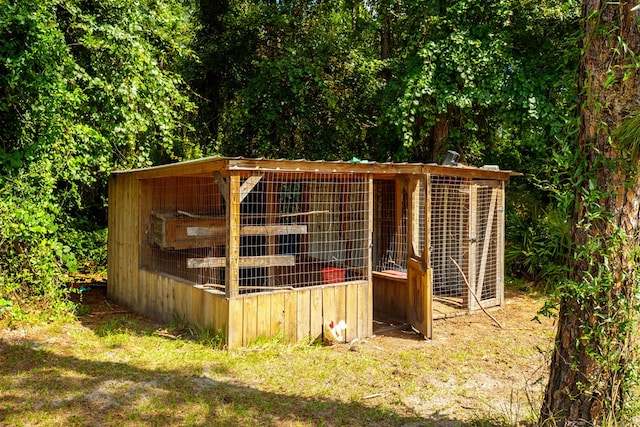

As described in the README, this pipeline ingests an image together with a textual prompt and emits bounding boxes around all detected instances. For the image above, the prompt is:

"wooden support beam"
[226,174,240,298]
[187,224,307,237]
[239,175,262,202]
[266,180,278,283]
[425,172,432,271]
[214,171,227,202]
[365,175,374,337]
[188,255,296,269]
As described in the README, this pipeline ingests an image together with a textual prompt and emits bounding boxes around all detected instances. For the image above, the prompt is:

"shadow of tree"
[0,337,519,427]
[1,286,530,426]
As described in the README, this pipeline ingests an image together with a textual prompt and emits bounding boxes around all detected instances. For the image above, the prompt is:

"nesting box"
[149,212,227,249]
[108,157,512,348]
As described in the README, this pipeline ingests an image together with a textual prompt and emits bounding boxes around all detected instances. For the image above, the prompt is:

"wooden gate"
[405,177,432,338]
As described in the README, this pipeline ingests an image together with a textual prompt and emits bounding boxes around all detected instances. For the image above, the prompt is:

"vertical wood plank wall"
[135,271,369,349]
[107,173,140,310]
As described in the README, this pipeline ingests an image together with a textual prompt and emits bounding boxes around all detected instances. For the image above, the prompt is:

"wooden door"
[405,177,432,339]
[406,257,432,338]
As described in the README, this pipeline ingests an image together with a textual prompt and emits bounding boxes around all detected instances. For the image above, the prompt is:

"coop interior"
[372,174,503,321]
[139,171,370,296]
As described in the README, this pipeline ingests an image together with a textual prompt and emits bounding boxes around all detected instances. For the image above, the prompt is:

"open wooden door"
[407,257,432,338]
[405,177,432,339]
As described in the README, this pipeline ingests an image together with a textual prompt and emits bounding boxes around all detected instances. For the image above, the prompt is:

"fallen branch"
[449,257,504,329]
[362,393,385,400]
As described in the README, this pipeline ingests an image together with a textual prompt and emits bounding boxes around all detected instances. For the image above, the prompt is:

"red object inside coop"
[322,267,346,284]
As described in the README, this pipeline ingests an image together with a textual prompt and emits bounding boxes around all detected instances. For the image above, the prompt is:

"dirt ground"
[370,287,555,424]
[0,282,554,426]
[66,283,555,425]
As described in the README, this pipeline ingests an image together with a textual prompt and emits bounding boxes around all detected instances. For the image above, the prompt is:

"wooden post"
[266,178,278,284]
[424,174,433,339]
[226,174,240,298]
[425,173,432,274]
[467,184,478,313]
[497,181,505,307]
[365,175,374,337]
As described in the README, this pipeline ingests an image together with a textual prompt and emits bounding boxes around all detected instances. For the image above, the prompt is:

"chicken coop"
[108,157,511,348]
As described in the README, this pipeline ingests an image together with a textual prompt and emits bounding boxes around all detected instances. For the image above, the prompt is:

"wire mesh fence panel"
[372,179,408,276]
[141,176,225,287]
[428,175,503,315]
[429,175,469,302]
[141,171,370,295]
[472,183,502,303]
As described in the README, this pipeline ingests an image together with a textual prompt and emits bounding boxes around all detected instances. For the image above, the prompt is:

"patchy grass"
[0,285,555,426]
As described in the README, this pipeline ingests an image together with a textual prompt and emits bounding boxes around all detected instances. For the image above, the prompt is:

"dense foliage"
[0,0,198,318]
[193,0,384,160]
[376,0,580,164]
[194,0,580,168]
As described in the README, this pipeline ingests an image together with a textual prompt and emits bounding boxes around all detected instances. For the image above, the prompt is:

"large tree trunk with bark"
[542,2,640,425]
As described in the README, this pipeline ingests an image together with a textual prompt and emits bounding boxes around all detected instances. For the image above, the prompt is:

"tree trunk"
[542,2,640,425]
[430,113,450,163]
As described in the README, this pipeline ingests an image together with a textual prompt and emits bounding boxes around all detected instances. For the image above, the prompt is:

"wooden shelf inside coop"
[149,211,308,250]
[187,255,296,269]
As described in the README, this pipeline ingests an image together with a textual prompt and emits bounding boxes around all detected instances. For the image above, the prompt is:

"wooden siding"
[130,270,371,349]
[372,273,408,319]
[107,173,140,309]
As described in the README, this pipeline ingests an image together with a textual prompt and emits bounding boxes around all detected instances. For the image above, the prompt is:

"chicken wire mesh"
[372,179,426,275]
[373,179,408,275]
[430,175,502,312]
[470,181,502,303]
[372,174,503,315]
[429,175,468,300]
[141,171,370,295]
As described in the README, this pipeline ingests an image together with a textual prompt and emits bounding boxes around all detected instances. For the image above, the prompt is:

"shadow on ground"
[0,285,530,426]
[0,337,516,426]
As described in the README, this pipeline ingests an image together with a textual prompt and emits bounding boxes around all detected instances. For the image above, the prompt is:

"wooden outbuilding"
[108,157,511,348]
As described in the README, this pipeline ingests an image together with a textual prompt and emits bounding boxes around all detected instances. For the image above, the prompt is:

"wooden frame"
[371,168,511,329]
